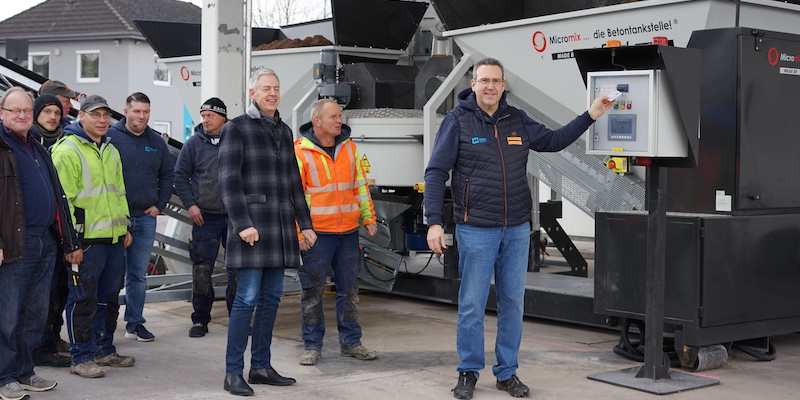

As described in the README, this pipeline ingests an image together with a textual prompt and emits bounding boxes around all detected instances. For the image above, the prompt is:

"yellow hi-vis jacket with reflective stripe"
[294,136,376,236]
[51,133,130,244]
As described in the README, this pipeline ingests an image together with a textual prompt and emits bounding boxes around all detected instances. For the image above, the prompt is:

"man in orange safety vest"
[294,99,378,366]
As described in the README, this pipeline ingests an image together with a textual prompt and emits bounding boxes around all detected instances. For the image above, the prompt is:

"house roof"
[0,0,201,40]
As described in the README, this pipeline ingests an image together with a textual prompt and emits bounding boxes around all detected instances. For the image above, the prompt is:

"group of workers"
[0,57,614,400]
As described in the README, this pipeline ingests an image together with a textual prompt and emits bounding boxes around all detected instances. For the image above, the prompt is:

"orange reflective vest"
[294,136,376,235]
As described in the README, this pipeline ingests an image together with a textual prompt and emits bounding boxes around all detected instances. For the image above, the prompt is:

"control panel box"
[586,70,688,158]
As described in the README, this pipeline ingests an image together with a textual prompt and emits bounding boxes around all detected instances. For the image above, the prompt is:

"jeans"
[455,222,530,381]
[299,232,363,351]
[34,249,69,357]
[0,233,57,385]
[189,213,228,325]
[66,242,125,364]
[225,267,284,375]
[123,214,157,332]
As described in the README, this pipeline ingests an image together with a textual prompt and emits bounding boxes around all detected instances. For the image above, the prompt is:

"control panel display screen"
[608,114,636,141]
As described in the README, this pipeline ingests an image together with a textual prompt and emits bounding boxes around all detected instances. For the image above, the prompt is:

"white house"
[0,0,202,139]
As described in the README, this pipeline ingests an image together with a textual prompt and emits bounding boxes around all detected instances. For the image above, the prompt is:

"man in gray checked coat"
[218,68,317,397]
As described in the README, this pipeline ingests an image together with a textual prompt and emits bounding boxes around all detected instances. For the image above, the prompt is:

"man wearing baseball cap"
[51,94,135,378]
[174,97,234,338]
[39,80,79,127]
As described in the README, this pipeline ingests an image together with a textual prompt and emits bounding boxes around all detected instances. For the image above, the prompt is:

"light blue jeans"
[455,222,530,381]
[124,214,156,332]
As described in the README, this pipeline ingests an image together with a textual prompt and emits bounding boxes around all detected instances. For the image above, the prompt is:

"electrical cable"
[610,48,627,71]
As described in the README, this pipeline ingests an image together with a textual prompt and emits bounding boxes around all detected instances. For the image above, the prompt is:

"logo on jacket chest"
[471,137,488,145]
[507,131,522,146]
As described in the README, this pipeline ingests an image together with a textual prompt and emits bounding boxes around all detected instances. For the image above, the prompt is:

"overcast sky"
[0,0,326,25]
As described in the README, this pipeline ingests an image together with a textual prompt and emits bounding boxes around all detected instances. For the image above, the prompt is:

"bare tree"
[252,0,330,28]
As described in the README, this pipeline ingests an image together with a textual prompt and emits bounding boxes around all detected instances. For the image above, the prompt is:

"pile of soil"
[253,35,333,51]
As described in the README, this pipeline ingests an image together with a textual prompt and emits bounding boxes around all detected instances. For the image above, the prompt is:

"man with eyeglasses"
[424,58,615,399]
[106,92,175,343]
[51,94,135,379]
[0,87,82,400]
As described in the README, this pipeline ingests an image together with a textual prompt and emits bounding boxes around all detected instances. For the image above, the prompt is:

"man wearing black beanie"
[30,94,74,369]
[174,97,233,337]
[33,95,64,149]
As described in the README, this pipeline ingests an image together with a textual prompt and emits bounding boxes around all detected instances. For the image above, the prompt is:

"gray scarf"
[35,122,63,144]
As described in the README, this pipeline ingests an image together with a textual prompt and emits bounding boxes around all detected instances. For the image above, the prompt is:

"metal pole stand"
[588,166,719,394]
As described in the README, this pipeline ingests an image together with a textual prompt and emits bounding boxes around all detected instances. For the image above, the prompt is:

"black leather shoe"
[224,374,254,396]
[496,374,530,397]
[248,367,297,386]
[453,371,478,399]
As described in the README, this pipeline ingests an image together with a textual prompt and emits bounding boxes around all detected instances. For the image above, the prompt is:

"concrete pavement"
[27,290,800,399]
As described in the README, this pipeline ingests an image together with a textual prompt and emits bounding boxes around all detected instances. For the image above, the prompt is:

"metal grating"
[344,108,427,119]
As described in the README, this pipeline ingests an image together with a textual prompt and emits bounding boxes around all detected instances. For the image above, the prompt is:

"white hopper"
[442,0,800,126]
[163,45,405,131]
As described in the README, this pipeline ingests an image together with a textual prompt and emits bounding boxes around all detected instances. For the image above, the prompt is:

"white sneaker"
[18,375,56,392]
[0,381,28,400]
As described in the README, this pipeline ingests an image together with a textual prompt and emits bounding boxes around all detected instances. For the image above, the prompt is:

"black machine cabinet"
[594,27,800,349]
[595,211,800,346]
[667,28,800,214]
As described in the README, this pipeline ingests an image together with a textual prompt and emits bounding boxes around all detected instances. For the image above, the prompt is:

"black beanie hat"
[200,97,227,117]
[34,94,64,120]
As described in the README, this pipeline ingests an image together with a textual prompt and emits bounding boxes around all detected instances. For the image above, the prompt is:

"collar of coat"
[246,102,281,125]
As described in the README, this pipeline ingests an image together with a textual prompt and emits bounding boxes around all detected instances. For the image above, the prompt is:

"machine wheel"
[683,344,728,372]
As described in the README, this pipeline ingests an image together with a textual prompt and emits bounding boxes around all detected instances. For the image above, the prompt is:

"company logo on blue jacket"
[471,137,488,144]
[144,146,158,152]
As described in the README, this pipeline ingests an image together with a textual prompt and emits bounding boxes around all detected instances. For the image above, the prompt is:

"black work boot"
[496,374,530,397]
[453,371,478,399]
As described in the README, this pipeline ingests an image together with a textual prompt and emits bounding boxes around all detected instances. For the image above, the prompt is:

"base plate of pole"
[588,366,719,395]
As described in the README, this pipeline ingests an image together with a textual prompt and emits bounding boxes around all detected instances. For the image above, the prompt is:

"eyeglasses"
[1,107,34,116]
[475,78,504,86]
[85,111,111,119]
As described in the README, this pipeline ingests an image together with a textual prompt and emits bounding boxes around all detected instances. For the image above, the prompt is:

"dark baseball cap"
[80,94,111,112]
[40,80,79,98]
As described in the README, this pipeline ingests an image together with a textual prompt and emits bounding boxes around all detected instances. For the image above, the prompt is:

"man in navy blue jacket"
[0,87,82,399]
[107,92,174,343]
[424,58,614,399]
[174,97,233,338]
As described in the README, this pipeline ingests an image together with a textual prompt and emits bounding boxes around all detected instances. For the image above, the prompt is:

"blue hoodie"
[173,123,226,214]
[107,118,174,215]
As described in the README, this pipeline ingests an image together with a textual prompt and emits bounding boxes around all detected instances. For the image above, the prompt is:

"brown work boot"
[70,361,106,378]
[95,352,135,367]
[299,349,321,365]
[340,345,377,360]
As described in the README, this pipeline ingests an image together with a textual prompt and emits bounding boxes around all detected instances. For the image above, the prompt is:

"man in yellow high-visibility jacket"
[294,99,377,366]
[51,95,134,379]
